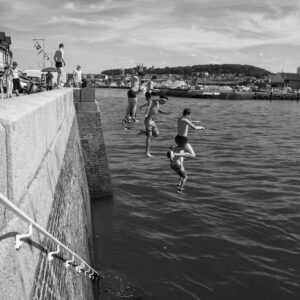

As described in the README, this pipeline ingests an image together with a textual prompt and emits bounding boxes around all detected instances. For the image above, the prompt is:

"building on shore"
[0,32,12,73]
[271,73,300,90]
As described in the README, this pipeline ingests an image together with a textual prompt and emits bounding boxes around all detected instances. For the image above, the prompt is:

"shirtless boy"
[139,94,169,157]
[168,108,205,161]
[123,69,141,126]
[54,43,65,88]
[170,153,188,192]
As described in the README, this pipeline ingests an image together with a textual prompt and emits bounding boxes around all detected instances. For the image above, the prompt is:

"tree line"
[102,64,273,78]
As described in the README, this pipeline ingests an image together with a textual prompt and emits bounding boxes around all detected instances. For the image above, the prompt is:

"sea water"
[95,89,300,300]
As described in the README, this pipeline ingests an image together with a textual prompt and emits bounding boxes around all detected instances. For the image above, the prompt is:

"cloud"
[64,2,75,10]
[1,0,300,73]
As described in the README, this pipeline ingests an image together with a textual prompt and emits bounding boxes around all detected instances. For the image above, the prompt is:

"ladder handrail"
[0,192,99,278]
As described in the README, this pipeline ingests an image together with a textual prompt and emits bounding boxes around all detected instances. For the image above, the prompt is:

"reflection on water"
[94,89,300,300]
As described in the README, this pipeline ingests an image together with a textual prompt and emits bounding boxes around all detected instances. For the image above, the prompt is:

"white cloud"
[64,2,75,10]
[1,0,300,72]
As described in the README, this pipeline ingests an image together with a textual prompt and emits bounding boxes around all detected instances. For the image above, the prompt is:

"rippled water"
[95,89,300,300]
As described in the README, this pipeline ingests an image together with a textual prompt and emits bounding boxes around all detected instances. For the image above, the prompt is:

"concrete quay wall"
[74,88,113,200]
[0,89,98,299]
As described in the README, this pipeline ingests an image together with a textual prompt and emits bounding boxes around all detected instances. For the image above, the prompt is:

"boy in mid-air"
[122,69,144,127]
[170,152,187,192]
[168,108,205,161]
[139,93,169,157]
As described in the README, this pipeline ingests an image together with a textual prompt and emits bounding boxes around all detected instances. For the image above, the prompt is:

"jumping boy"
[139,93,169,157]
[122,69,141,127]
[170,152,188,193]
[168,108,205,161]
[54,43,65,88]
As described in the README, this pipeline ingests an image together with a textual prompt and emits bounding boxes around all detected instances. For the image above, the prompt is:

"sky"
[1,0,300,74]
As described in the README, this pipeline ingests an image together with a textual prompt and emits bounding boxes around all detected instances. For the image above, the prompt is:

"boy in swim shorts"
[168,108,205,161]
[123,69,143,126]
[170,153,187,192]
[138,94,169,157]
[54,43,65,88]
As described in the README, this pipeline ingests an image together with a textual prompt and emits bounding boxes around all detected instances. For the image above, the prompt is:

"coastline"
[94,86,300,101]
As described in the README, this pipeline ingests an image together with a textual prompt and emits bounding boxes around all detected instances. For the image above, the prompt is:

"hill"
[101,64,273,78]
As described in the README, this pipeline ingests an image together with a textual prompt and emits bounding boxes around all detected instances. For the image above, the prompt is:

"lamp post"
[33,38,45,69]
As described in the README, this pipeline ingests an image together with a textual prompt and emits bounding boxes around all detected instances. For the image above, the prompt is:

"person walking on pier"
[54,43,65,88]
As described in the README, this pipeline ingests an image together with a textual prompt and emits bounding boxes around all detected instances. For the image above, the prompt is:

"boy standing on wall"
[54,43,65,88]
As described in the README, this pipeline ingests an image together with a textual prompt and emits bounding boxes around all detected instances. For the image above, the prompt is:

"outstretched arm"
[139,102,148,110]
[158,109,171,115]
[185,119,205,130]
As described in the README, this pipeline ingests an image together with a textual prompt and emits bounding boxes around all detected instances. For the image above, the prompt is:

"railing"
[0,192,99,279]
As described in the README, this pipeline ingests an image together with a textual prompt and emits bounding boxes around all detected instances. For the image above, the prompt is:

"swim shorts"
[171,163,187,178]
[127,89,137,98]
[144,117,158,137]
[13,78,21,91]
[145,91,151,99]
[175,135,188,147]
[55,61,63,68]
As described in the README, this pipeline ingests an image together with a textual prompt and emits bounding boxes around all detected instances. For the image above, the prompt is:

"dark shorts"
[175,135,188,147]
[145,91,151,99]
[55,61,63,68]
[127,89,137,98]
[13,78,21,91]
[171,163,187,178]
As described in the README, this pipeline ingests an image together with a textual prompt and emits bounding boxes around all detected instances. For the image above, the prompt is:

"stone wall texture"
[76,112,112,200]
[30,119,96,300]
[0,90,98,300]
[74,88,113,201]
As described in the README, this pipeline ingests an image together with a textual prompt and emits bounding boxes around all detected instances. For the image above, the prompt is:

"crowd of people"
[0,61,22,99]
[0,42,85,98]
[123,68,205,193]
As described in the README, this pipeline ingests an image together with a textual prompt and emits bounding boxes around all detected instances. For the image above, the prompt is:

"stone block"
[0,122,7,225]
[75,102,99,113]
[81,88,95,102]
[73,88,81,103]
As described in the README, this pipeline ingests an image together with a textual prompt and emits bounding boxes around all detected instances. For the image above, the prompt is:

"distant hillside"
[102,64,273,78]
